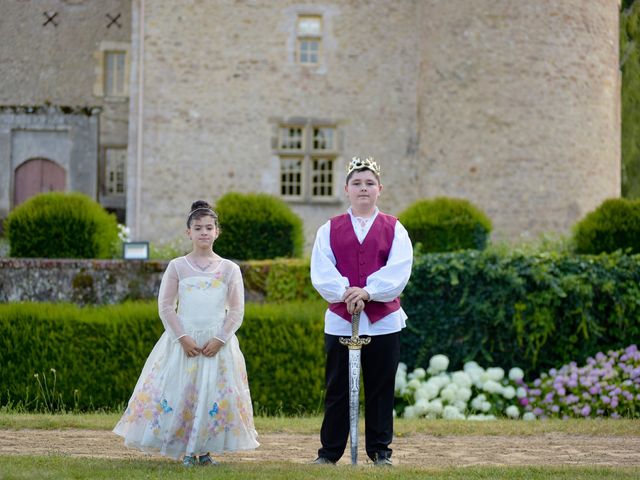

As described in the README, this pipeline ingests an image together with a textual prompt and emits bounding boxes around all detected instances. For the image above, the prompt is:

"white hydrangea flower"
[452,371,472,388]
[502,385,516,400]
[440,384,459,403]
[453,400,468,413]
[443,405,465,420]
[486,367,505,382]
[403,405,417,419]
[523,412,537,421]
[421,382,440,400]
[470,394,487,411]
[516,387,528,398]
[455,386,472,402]
[482,379,502,394]
[412,367,427,380]
[407,379,421,390]
[395,376,407,394]
[481,401,491,412]
[426,399,444,415]
[467,414,497,421]
[427,354,450,375]
[505,405,520,419]
[397,362,407,372]
[508,367,524,382]
[414,399,429,416]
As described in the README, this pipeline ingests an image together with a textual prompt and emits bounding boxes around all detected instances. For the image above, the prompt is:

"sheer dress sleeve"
[157,260,186,341]
[214,261,245,343]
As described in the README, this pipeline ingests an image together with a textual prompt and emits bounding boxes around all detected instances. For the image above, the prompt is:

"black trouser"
[318,332,400,462]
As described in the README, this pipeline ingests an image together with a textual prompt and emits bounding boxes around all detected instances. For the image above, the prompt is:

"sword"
[339,312,370,465]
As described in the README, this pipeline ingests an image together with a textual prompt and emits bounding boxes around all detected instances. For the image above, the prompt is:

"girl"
[113,200,259,466]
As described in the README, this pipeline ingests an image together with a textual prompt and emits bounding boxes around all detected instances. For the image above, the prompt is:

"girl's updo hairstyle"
[187,200,219,229]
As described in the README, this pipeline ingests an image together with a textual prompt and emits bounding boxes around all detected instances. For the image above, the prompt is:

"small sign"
[123,242,149,260]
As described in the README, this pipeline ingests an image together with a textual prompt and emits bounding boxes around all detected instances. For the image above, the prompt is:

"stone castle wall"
[125,0,620,247]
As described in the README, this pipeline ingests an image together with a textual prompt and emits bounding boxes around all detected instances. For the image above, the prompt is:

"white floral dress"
[113,256,259,458]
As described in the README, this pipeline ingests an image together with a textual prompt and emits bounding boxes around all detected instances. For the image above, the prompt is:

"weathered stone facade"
[126,0,620,248]
[0,0,131,221]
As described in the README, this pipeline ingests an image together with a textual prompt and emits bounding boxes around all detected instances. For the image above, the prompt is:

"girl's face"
[345,170,382,211]
[187,215,218,248]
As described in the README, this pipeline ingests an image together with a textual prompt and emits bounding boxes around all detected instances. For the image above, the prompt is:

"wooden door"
[13,158,66,206]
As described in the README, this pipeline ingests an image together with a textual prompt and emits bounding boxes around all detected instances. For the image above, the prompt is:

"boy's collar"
[347,207,379,220]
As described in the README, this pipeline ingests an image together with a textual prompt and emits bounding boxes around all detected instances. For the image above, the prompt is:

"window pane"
[279,127,303,150]
[299,40,319,64]
[312,158,333,197]
[105,148,127,195]
[105,51,126,96]
[281,158,302,196]
[297,16,321,36]
[313,127,335,150]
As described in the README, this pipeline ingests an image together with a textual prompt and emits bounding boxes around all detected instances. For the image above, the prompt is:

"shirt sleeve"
[158,260,186,341]
[363,221,413,302]
[310,220,350,303]
[214,262,244,343]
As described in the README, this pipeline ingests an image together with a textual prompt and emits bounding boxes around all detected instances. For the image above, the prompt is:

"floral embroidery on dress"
[184,271,224,292]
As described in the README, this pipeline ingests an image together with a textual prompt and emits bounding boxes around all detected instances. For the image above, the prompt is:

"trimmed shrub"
[6,192,119,259]
[401,250,640,377]
[214,192,303,260]
[573,198,640,254]
[398,197,492,252]
[0,300,326,415]
[241,258,320,303]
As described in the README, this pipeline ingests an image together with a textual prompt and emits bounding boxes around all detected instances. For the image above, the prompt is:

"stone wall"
[0,258,267,305]
[127,0,620,249]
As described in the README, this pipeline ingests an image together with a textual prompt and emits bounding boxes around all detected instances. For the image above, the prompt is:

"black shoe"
[373,452,393,467]
[311,457,336,465]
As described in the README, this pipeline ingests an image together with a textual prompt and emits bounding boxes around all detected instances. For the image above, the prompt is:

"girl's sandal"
[182,455,197,467]
[198,453,219,466]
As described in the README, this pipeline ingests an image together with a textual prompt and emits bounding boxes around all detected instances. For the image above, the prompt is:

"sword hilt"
[339,312,371,350]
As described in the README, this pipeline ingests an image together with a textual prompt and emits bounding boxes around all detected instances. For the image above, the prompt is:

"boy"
[310,156,413,466]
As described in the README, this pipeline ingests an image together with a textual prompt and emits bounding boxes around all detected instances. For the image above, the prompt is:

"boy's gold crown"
[347,156,381,176]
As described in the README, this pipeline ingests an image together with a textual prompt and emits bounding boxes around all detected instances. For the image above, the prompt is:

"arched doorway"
[13,158,66,206]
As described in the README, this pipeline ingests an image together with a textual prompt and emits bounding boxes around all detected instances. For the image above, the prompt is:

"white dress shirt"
[310,207,414,336]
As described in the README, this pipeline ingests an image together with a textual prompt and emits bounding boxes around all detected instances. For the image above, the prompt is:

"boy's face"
[344,169,383,211]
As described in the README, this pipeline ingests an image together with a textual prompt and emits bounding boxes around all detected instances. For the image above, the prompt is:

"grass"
[0,456,638,480]
[0,414,638,479]
[0,413,639,436]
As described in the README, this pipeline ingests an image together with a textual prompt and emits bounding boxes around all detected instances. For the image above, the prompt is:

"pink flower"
[581,405,591,416]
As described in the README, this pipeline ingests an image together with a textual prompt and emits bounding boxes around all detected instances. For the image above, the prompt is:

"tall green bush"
[398,197,492,252]
[6,192,119,259]
[621,0,640,198]
[214,192,303,260]
[573,198,640,254]
[401,250,640,377]
[0,301,326,415]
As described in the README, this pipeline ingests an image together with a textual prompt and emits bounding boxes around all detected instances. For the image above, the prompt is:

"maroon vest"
[328,212,401,323]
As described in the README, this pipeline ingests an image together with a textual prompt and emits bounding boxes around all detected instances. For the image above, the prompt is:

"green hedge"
[398,197,492,252]
[0,301,326,415]
[242,258,319,303]
[6,192,119,259]
[214,192,304,260]
[401,250,640,376]
[573,198,640,254]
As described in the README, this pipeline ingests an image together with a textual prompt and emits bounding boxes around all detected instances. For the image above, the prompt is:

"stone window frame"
[272,120,341,204]
[296,15,323,65]
[93,41,130,100]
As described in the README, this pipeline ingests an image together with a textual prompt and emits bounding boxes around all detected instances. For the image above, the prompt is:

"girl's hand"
[202,338,224,357]
[179,336,201,357]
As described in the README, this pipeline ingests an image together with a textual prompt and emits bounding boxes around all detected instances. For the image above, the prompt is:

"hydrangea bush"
[524,344,640,419]
[395,354,534,421]
[396,345,640,420]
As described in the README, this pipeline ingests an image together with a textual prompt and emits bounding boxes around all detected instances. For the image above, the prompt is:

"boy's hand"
[179,336,201,357]
[346,298,365,314]
[202,338,224,357]
[343,287,370,305]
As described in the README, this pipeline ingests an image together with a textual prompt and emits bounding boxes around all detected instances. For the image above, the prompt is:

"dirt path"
[1,429,640,467]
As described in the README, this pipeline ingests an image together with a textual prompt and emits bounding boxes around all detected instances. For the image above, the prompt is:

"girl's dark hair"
[187,200,219,228]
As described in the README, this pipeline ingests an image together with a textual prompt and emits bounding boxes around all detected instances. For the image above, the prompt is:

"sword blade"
[348,348,361,465]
